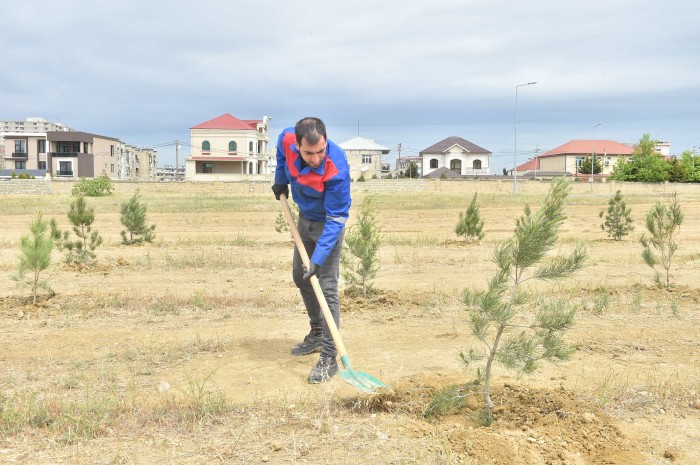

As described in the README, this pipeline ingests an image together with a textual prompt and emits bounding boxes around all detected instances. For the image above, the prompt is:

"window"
[84,142,89,153]
[15,161,26,169]
[202,141,211,151]
[472,159,482,169]
[575,156,585,167]
[228,141,237,152]
[39,161,47,170]
[15,139,26,154]
[249,141,254,153]
[37,139,46,153]
[58,160,73,176]
[450,159,462,172]
[430,159,438,169]
[111,164,114,173]
[57,142,80,153]
[110,145,114,156]
[203,163,213,173]
[362,154,372,164]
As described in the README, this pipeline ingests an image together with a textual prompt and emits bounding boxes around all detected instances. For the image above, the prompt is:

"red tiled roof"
[191,114,259,130]
[541,140,633,157]
[516,158,540,171]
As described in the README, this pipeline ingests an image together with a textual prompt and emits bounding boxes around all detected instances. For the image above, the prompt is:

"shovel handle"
[279,195,349,359]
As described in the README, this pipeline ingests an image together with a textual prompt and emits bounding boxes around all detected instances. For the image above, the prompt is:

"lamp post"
[591,122,602,192]
[514,81,537,193]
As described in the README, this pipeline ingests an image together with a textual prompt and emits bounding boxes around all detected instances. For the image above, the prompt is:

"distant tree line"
[609,134,700,183]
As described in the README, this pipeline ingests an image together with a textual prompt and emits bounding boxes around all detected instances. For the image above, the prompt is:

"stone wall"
[0,178,52,195]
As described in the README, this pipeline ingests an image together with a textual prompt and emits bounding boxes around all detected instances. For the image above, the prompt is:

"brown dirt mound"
[347,375,646,465]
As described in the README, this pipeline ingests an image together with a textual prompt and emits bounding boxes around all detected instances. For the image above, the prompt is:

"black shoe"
[290,330,322,356]
[307,353,339,384]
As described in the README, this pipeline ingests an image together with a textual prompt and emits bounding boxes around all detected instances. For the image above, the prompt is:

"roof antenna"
[357,120,360,136]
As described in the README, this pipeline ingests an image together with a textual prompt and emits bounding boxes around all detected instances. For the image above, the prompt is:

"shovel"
[279,194,387,394]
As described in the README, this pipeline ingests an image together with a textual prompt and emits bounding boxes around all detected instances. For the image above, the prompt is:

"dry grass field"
[0,180,698,464]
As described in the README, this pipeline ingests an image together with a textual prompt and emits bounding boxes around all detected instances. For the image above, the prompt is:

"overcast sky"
[2,0,699,171]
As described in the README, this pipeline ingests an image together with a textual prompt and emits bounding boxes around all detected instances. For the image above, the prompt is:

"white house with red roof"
[526,139,635,177]
[185,113,271,181]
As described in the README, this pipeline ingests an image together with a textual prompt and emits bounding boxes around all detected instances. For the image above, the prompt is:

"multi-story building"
[1,117,155,180]
[185,113,272,181]
[0,117,73,136]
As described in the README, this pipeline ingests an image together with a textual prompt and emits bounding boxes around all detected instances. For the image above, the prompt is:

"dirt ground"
[0,181,698,464]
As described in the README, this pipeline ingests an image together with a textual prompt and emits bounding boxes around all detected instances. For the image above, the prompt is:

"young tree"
[599,190,634,241]
[461,179,587,425]
[120,188,156,244]
[577,156,603,175]
[455,192,485,243]
[51,195,103,265]
[640,192,683,289]
[11,213,54,304]
[609,133,671,182]
[342,196,382,296]
[403,161,419,178]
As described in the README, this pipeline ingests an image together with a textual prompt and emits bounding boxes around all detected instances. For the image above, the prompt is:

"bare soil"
[0,182,698,464]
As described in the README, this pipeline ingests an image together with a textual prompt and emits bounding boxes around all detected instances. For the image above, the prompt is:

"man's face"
[297,136,327,169]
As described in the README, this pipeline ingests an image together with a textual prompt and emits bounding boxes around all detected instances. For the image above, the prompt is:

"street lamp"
[591,122,602,192]
[514,81,537,193]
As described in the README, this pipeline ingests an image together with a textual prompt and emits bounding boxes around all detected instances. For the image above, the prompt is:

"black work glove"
[272,183,289,200]
[302,262,320,280]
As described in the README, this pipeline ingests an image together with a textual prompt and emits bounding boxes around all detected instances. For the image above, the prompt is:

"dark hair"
[295,117,327,146]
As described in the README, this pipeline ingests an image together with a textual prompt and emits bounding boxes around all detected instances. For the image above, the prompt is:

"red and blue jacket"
[275,127,351,266]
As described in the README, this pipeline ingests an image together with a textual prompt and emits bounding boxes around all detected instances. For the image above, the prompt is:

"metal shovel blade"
[338,355,388,394]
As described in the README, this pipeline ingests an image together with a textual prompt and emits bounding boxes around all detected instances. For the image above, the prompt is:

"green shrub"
[71,175,114,197]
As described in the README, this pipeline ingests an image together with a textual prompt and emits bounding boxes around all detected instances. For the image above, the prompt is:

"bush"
[599,190,634,241]
[71,175,114,197]
[120,189,156,244]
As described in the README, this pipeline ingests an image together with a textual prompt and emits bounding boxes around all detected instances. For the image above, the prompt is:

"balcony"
[9,152,28,160]
[56,170,74,176]
[49,152,80,157]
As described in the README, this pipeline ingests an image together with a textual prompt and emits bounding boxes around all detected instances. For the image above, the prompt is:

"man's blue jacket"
[274,127,351,266]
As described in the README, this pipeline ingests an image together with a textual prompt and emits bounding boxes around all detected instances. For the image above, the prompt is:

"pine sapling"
[461,178,587,425]
[599,190,634,241]
[455,192,485,243]
[11,213,54,304]
[120,188,156,244]
[51,195,103,265]
[640,192,683,289]
[342,196,382,296]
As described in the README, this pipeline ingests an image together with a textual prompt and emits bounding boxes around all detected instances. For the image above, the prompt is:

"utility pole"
[396,143,402,179]
[175,139,179,181]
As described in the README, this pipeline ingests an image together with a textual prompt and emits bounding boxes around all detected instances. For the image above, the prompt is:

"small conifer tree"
[640,192,683,289]
[461,179,587,425]
[275,200,299,237]
[120,188,156,244]
[455,192,485,243]
[50,195,103,265]
[11,213,54,304]
[599,190,634,241]
[342,196,382,296]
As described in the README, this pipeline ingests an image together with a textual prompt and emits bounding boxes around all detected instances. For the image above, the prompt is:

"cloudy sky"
[2,0,698,171]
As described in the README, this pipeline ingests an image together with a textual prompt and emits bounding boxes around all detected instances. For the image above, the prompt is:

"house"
[535,139,635,177]
[419,137,491,177]
[339,136,390,180]
[46,131,122,179]
[1,125,154,180]
[185,113,271,181]
[396,156,422,177]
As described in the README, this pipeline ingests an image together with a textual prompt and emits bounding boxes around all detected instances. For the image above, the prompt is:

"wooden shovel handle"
[279,194,348,358]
